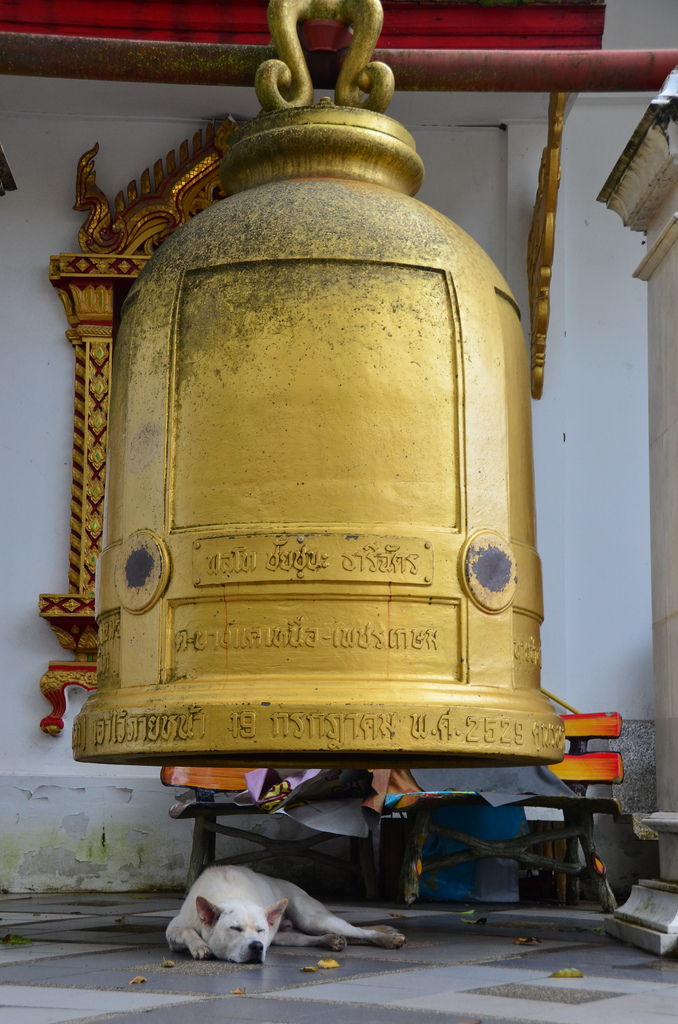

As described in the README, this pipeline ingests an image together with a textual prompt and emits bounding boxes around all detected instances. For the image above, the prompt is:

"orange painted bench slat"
[549,751,623,785]
[562,712,622,739]
[161,765,248,791]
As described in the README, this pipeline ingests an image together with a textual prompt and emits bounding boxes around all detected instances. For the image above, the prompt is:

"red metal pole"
[0,32,676,92]
[387,48,678,93]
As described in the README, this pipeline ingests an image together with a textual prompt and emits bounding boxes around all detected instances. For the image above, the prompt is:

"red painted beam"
[0,1,606,49]
[389,48,678,91]
[0,34,675,92]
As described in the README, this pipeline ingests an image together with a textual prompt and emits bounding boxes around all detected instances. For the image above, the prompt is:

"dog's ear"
[265,898,288,927]
[195,896,221,929]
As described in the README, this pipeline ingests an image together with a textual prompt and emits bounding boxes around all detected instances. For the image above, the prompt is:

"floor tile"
[0,982,203,1010]
[68,992,528,1024]
[0,1010,102,1023]
[11,956,415,997]
[0,912,88,926]
[134,909,177,918]
[463,981,621,1004]
[324,906,457,923]
[258,964,549,1004]
[491,906,606,921]
[0,942,130,966]
[526,974,677,995]
[0,947,167,979]
[481,943,665,977]
[15,919,169,947]
[285,934,580,964]
[440,989,678,1023]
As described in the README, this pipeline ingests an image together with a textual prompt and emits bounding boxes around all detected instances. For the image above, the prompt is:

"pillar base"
[605,878,678,956]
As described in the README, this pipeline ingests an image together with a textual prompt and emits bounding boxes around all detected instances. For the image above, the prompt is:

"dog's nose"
[247,939,264,963]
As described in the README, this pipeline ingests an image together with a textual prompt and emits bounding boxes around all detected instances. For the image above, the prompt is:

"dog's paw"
[192,943,212,960]
[370,926,407,949]
[328,935,347,951]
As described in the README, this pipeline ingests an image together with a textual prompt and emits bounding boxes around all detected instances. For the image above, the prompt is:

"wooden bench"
[393,713,624,913]
[160,766,379,897]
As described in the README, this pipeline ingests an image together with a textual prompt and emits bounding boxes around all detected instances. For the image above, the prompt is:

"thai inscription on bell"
[192,534,434,585]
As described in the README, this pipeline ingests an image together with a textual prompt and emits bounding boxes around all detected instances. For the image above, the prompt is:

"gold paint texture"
[74,0,562,767]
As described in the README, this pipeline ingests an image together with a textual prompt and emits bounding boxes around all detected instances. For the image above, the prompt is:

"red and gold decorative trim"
[75,119,237,256]
[39,661,98,736]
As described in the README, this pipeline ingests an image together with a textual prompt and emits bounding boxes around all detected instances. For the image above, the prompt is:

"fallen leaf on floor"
[161,960,175,968]
[514,937,540,945]
[229,987,246,995]
[317,958,340,968]
[33,913,40,917]
[115,916,127,923]
[1,934,31,945]
[459,910,475,916]
[463,917,487,925]
[129,976,146,985]
[550,968,583,978]
[592,926,603,933]
[389,913,407,918]
[300,965,318,972]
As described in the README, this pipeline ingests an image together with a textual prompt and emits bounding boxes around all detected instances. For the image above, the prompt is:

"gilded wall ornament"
[528,91,567,399]
[75,118,238,255]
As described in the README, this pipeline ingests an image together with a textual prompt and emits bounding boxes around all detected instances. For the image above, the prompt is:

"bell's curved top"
[220,99,424,197]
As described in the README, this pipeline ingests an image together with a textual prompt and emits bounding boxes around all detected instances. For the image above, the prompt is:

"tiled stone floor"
[0,891,674,1024]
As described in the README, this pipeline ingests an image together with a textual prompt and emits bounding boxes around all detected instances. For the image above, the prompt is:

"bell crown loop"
[256,0,395,113]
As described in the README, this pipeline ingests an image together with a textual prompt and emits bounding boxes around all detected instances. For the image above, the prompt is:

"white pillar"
[599,71,678,956]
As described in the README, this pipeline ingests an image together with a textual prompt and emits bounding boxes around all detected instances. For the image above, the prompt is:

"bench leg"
[577,813,617,913]
[554,838,567,903]
[562,809,582,906]
[359,832,379,900]
[397,807,430,904]
[204,822,216,865]
[186,816,214,891]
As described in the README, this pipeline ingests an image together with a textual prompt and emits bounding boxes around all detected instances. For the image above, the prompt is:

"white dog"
[166,865,406,963]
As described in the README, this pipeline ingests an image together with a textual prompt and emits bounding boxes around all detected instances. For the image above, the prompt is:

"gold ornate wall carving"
[528,91,567,400]
[39,118,238,735]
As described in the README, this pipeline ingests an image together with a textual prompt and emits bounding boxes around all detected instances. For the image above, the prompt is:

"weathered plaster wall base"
[0,775,193,893]
[0,773,360,895]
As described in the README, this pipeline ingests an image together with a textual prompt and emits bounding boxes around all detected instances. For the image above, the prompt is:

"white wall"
[534,94,655,719]
[0,0,671,888]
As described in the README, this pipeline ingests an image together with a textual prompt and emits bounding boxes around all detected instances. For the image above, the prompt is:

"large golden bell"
[73,0,564,768]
